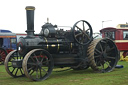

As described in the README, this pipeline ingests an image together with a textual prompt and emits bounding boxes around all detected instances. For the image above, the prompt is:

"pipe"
[25,6,35,37]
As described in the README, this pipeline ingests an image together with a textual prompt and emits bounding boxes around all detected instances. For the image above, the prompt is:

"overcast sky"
[0,0,128,33]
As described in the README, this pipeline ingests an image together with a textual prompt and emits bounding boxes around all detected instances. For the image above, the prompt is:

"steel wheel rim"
[4,50,25,77]
[23,49,54,81]
[87,38,119,72]
[94,38,119,72]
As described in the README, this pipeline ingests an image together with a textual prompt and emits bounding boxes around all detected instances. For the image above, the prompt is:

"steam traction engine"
[4,6,119,81]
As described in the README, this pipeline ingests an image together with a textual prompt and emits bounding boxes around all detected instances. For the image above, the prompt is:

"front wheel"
[22,49,54,81]
[4,50,25,77]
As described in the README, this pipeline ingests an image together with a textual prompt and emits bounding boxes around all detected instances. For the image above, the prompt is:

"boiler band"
[43,37,73,53]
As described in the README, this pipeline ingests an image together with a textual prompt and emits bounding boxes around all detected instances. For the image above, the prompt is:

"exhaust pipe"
[25,6,35,37]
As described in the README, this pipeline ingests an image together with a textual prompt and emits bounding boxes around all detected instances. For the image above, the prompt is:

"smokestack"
[25,6,35,37]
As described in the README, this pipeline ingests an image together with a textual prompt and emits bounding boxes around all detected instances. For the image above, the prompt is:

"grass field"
[0,61,128,85]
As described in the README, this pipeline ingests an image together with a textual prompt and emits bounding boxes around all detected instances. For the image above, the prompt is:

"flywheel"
[87,38,119,72]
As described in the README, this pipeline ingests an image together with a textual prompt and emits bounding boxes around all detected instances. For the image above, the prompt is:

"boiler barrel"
[41,38,74,53]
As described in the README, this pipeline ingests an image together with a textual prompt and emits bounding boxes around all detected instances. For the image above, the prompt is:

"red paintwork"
[100,27,128,51]
[16,33,27,36]
[115,42,128,51]
[6,49,13,53]
[122,51,128,58]
[116,30,123,40]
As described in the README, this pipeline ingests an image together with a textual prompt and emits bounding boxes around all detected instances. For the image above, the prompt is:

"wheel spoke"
[94,51,99,55]
[107,47,115,52]
[41,56,45,63]
[41,67,48,74]
[17,55,18,60]
[99,42,103,52]
[40,51,43,60]
[15,68,18,76]
[95,48,102,54]
[34,53,39,62]
[11,57,15,60]
[28,66,34,71]
[30,56,36,62]
[20,68,23,75]
[0,52,5,56]
[104,61,111,68]
[39,68,42,78]
[76,26,82,31]
[28,62,37,65]
[103,47,107,53]
[83,21,85,32]
[18,53,22,59]
[106,56,116,60]
[75,33,82,37]
[11,68,15,74]
[84,33,90,40]
[42,59,51,64]
[100,63,104,70]
[85,28,89,32]
[36,68,39,79]
[103,43,107,51]
[30,70,35,76]
[94,55,100,58]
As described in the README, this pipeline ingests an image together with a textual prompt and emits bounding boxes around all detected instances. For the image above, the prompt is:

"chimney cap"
[25,6,35,10]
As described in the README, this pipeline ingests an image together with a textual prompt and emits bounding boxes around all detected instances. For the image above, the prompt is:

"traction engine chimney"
[25,6,35,37]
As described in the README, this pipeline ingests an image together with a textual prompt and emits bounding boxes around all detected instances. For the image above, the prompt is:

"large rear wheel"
[87,38,119,72]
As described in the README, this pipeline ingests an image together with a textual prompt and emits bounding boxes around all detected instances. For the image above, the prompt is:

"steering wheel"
[72,20,93,45]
